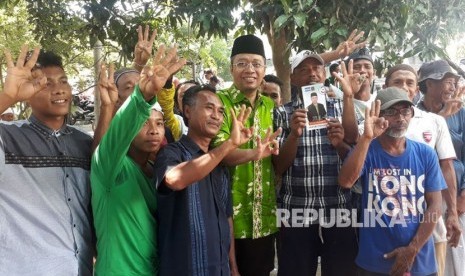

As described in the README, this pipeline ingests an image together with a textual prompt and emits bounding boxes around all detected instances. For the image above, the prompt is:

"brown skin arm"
[92,64,118,152]
[384,191,442,276]
[439,158,462,247]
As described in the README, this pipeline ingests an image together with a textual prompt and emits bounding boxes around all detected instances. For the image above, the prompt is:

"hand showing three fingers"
[229,105,253,148]
[332,59,363,98]
[98,63,118,107]
[336,29,366,59]
[3,45,47,102]
[253,127,282,160]
[363,100,388,140]
[134,25,157,70]
[139,44,186,101]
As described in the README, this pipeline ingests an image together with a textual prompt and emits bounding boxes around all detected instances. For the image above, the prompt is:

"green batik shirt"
[213,85,277,239]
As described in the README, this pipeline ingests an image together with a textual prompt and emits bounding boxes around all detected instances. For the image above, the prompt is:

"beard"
[385,127,407,138]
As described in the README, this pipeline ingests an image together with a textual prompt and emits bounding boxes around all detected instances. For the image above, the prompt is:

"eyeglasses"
[381,107,413,117]
[233,62,265,70]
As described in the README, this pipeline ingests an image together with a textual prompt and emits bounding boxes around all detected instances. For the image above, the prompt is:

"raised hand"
[363,100,388,139]
[335,29,366,59]
[139,44,186,101]
[253,127,282,160]
[332,59,363,97]
[229,105,253,147]
[289,109,307,138]
[98,63,118,107]
[439,84,464,118]
[134,25,157,71]
[327,118,345,147]
[3,45,47,102]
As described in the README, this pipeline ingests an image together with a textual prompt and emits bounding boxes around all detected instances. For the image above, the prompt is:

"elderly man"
[417,60,465,276]
[384,64,462,276]
[339,87,446,276]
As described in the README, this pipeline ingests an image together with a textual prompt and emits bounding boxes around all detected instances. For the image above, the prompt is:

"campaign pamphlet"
[302,83,328,130]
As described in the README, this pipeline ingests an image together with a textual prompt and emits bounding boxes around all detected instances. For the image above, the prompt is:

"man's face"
[290,58,325,87]
[116,72,140,109]
[204,71,213,80]
[230,54,266,94]
[28,66,72,120]
[131,110,165,153]
[311,95,318,104]
[380,103,413,138]
[184,91,224,139]
[261,82,282,107]
[386,70,418,101]
[426,77,458,104]
[353,59,374,91]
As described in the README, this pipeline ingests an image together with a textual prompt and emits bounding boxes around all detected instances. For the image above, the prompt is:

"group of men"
[0,24,464,276]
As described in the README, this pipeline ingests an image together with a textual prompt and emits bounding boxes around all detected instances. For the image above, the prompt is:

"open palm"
[139,44,186,99]
[3,45,47,102]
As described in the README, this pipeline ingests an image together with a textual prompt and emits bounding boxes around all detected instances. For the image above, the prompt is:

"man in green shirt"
[91,45,185,275]
[213,34,281,276]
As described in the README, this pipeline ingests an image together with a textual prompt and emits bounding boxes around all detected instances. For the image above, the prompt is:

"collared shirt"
[274,86,350,223]
[213,85,277,239]
[0,115,93,275]
[155,135,232,276]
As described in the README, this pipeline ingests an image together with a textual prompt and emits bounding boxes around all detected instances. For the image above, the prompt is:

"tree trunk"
[261,9,292,104]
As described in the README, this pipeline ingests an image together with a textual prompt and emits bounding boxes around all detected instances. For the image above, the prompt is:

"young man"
[91,45,185,275]
[0,46,94,275]
[155,85,253,275]
[262,74,284,107]
[384,64,462,276]
[339,87,446,276]
[417,60,465,276]
[213,34,282,276]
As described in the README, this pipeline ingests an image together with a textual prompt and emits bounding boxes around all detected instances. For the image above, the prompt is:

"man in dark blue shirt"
[154,85,253,275]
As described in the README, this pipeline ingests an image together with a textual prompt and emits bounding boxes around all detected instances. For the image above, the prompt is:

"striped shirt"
[0,116,93,275]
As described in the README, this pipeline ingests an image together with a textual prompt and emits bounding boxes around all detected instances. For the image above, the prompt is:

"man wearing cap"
[339,87,446,276]
[212,34,281,276]
[307,92,327,121]
[273,50,360,275]
[384,64,462,276]
[417,60,465,276]
[346,47,378,134]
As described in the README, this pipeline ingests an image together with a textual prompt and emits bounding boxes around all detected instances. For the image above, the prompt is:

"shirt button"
[66,174,69,178]
[68,198,71,201]
[73,224,76,227]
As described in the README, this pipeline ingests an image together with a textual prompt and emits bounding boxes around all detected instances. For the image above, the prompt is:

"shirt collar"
[227,85,265,106]
[28,114,73,136]
[179,135,205,155]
